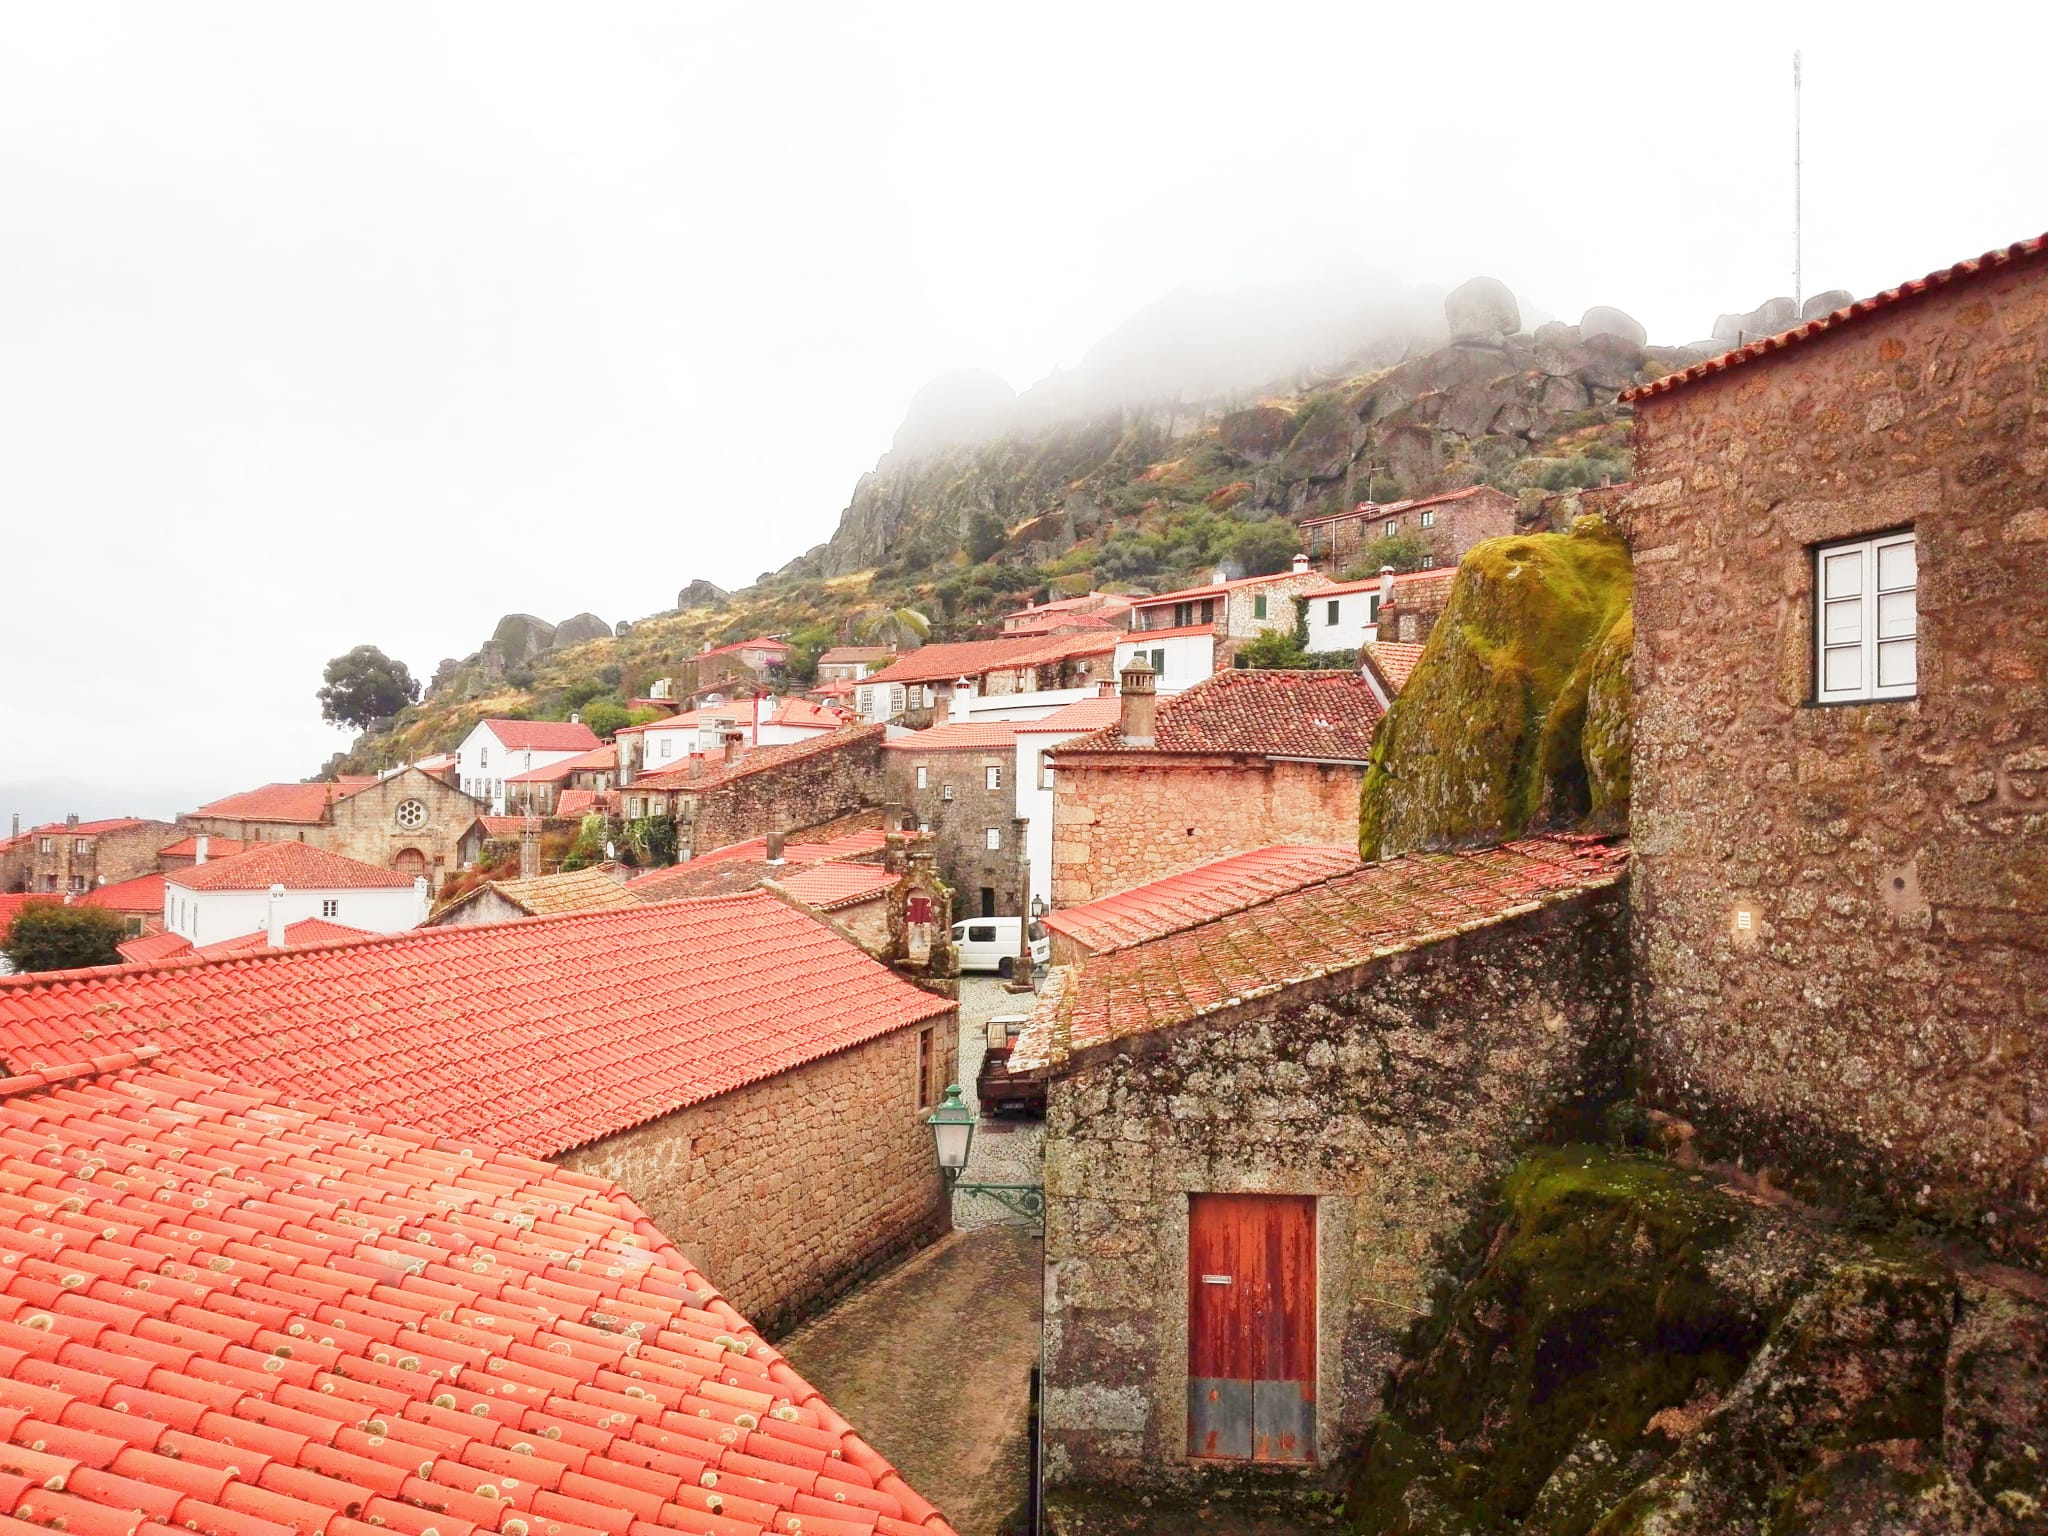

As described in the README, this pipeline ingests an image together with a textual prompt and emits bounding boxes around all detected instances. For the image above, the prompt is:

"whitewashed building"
[162,841,428,948]
[455,718,602,813]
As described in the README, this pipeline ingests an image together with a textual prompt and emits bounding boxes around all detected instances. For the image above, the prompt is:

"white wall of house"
[857,681,909,723]
[455,723,589,814]
[1303,589,1382,655]
[1013,721,1105,912]
[958,686,1093,723]
[1114,631,1215,694]
[163,880,427,947]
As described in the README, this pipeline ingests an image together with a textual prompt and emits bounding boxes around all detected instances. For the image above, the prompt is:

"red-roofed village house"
[1,814,181,895]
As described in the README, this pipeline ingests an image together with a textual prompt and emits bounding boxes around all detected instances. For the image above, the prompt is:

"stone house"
[0,889,960,1335]
[1301,564,1463,655]
[1013,836,1629,1490]
[430,862,643,926]
[502,743,618,814]
[187,767,487,893]
[818,643,898,683]
[1002,590,1135,633]
[1624,230,2048,1257]
[1,815,181,894]
[882,721,1025,920]
[1049,660,1385,907]
[622,723,885,861]
[681,634,792,701]
[0,1054,963,1536]
[1298,484,1517,573]
[1371,565,1458,645]
[1127,555,1335,666]
[618,695,845,780]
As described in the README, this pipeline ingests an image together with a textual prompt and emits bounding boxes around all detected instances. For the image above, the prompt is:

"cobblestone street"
[773,980,1046,1535]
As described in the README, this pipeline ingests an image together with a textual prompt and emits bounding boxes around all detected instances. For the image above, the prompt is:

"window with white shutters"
[986,764,1001,791]
[1815,531,1917,703]
[985,826,1001,850]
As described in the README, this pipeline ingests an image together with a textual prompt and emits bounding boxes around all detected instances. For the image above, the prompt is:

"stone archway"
[392,848,428,882]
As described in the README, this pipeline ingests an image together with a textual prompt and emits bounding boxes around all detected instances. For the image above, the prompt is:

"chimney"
[9,815,17,840]
[195,834,210,865]
[1291,551,1311,575]
[569,710,581,725]
[66,813,79,831]
[1119,654,1158,745]
[1096,677,1115,698]
[266,884,286,948]
[765,830,786,866]
[413,875,430,920]
[723,730,745,765]
[1378,564,1397,605]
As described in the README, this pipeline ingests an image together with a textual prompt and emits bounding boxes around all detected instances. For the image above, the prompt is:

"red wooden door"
[1187,1194,1316,1462]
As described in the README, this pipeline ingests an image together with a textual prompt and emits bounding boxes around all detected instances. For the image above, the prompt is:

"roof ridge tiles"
[0,1046,164,1099]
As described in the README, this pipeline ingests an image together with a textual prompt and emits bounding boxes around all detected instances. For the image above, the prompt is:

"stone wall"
[560,1015,959,1338]
[12,820,180,894]
[677,732,883,859]
[1050,757,1364,906]
[884,749,1025,918]
[1629,249,2048,1259]
[1040,888,1629,1490]
[1309,486,1517,574]
[327,768,485,892]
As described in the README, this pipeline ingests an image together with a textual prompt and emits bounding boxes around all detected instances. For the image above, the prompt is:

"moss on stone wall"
[1343,1148,2048,1536]
[1359,517,1633,859]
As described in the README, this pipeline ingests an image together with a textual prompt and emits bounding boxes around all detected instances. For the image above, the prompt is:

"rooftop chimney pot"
[266,884,287,949]
[766,831,786,866]
[66,813,79,830]
[1118,654,1158,746]
[195,835,209,865]
[1291,551,1311,574]
[722,731,745,765]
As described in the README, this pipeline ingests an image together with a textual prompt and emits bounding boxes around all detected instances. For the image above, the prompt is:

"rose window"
[395,799,428,830]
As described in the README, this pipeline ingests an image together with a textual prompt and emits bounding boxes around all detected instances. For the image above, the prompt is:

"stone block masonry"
[1051,757,1363,907]
[1628,241,2048,1259]
[560,1014,959,1338]
[1040,887,1628,1491]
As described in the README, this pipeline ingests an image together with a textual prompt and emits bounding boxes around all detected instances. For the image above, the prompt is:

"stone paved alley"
[775,980,1045,1534]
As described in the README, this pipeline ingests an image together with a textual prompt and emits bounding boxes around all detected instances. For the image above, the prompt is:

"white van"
[952,917,1051,977]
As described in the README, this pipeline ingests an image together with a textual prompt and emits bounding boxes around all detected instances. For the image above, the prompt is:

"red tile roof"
[626,830,891,904]
[0,893,953,1159]
[0,1053,959,1535]
[1015,696,1123,734]
[998,611,1121,638]
[1624,232,2048,402]
[817,646,897,665]
[6,819,150,845]
[190,785,345,826]
[480,719,603,753]
[858,633,1115,689]
[1014,836,1629,1068]
[697,635,792,659]
[1041,844,1362,954]
[78,875,166,914]
[1297,483,1505,529]
[155,836,250,863]
[629,726,882,795]
[504,747,615,785]
[1363,641,1428,692]
[879,722,1018,753]
[1055,669,1384,762]
[773,863,898,912]
[552,789,614,819]
[1304,566,1461,599]
[1003,591,1133,621]
[166,843,417,894]
[117,919,378,966]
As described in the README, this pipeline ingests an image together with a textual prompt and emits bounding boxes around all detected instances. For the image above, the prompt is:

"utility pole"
[1793,49,1803,309]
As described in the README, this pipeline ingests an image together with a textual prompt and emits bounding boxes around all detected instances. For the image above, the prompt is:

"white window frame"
[942,783,955,801]
[985,826,1001,851]
[1421,555,1436,569]
[985,764,1001,791]
[1383,519,1398,538]
[1815,530,1917,704]
[321,898,339,919]
[1420,509,1435,529]
[916,765,927,790]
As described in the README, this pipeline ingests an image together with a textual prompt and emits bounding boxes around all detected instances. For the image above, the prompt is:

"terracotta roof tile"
[1014,835,1628,1068]
[479,720,602,754]
[0,894,64,939]
[0,1056,959,1534]
[858,634,1114,690]
[1041,844,1361,953]
[119,921,379,966]
[1055,669,1383,762]
[0,893,953,1159]
[189,785,344,826]
[1015,697,1123,734]
[1305,567,1461,599]
[629,725,881,794]
[817,646,897,665]
[463,868,642,919]
[696,635,790,658]
[10,818,151,841]
[1362,641,1428,692]
[154,836,250,862]
[879,722,1018,752]
[78,876,166,914]
[772,864,897,912]
[503,747,616,784]
[627,830,890,904]
[166,844,416,894]
[551,790,613,820]
[1624,231,2048,402]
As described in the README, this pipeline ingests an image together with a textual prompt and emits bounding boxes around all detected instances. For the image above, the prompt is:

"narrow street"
[775,979,1046,1535]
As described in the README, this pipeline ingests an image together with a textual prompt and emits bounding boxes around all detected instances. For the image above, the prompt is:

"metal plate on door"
[1252,1378,1317,1464]
[1188,1378,1252,1460]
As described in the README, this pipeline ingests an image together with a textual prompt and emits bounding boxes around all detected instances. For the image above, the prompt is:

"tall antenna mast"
[1793,50,1803,307]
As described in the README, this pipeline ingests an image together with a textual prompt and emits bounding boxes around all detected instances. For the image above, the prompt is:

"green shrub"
[3,903,127,973]
[581,700,630,739]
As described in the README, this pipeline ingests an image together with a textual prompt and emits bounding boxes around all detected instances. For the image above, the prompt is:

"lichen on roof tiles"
[1055,668,1383,761]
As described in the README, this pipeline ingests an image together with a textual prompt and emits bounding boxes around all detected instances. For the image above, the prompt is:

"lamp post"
[925,1084,1043,1222]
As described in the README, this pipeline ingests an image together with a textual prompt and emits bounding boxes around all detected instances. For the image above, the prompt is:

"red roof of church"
[1625,231,2048,402]
[1015,836,1629,1068]
[0,893,952,1160]
[165,842,416,894]
[191,784,347,825]
[1041,844,1362,954]
[480,719,603,753]
[1055,669,1383,762]
[0,1051,958,1534]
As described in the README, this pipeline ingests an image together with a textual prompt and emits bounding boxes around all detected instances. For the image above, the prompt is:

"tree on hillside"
[3,904,126,974]
[580,700,630,740]
[318,646,420,729]
[1229,519,1305,576]
[1342,531,1433,577]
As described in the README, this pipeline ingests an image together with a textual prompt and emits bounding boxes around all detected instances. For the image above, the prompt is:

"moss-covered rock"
[1359,517,1633,859]
[1344,1149,2048,1536]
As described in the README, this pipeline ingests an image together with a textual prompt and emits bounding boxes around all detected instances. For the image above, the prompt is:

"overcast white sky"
[1,1,2041,819]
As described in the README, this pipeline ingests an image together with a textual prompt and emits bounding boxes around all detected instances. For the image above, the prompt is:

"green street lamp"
[926,1083,978,1184]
